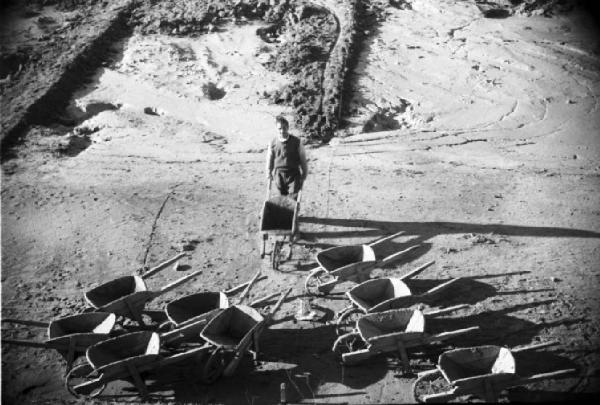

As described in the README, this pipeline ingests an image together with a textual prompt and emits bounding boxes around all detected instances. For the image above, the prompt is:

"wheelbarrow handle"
[399,260,435,281]
[424,304,469,317]
[517,368,577,385]
[142,252,188,280]
[1,339,48,348]
[342,348,374,365]
[423,278,461,297]
[237,270,262,305]
[1,318,49,328]
[380,244,420,266]
[250,292,281,307]
[268,287,292,320]
[368,231,405,248]
[420,389,459,403]
[224,275,268,295]
[422,326,480,344]
[158,270,202,295]
[266,178,272,201]
[512,340,560,353]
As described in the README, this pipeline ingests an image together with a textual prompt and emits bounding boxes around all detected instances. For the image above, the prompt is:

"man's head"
[275,116,289,140]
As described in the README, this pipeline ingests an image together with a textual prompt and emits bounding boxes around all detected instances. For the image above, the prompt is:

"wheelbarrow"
[260,179,302,270]
[68,330,212,400]
[161,270,269,345]
[85,253,202,325]
[332,306,479,374]
[2,312,117,373]
[412,341,576,402]
[304,231,421,295]
[335,260,462,335]
[199,287,292,381]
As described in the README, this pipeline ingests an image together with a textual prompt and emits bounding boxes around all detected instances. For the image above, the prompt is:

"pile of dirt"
[474,0,592,18]
[0,0,133,147]
[266,3,338,140]
[132,0,280,37]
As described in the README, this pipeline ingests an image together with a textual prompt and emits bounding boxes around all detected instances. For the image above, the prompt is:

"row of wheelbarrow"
[2,253,291,400]
[295,232,576,402]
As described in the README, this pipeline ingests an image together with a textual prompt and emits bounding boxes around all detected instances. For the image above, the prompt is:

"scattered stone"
[144,107,160,116]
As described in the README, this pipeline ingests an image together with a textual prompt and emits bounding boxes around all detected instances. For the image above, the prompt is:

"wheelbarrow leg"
[396,341,412,375]
[261,234,267,259]
[126,362,150,400]
[483,378,497,403]
[125,300,146,326]
[65,338,77,373]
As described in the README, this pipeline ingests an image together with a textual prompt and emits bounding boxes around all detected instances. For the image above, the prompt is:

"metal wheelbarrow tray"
[162,270,269,345]
[412,341,576,402]
[335,261,462,334]
[2,312,117,373]
[259,187,302,270]
[85,253,201,325]
[332,306,479,374]
[200,288,291,380]
[304,231,421,295]
[69,330,210,399]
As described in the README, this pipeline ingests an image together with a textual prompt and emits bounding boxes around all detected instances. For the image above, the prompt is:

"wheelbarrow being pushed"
[68,330,211,400]
[2,312,117,374]
[260,179,302,270]
[412,341,576,403]
[304,231,421,295]
[199,287,292,381]
[85,253,202,325]
[332,306,479,374]
[335,260,463,335]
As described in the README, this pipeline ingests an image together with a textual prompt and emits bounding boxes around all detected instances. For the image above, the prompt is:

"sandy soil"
[2,0,600,404]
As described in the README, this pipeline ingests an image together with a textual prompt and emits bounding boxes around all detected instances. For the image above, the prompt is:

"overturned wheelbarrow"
[412,341,576,402]
[333,306,478,374]
[335,261,462,334]
[2,312,117,373]
[304,231,421,295]
[85,253,201,325]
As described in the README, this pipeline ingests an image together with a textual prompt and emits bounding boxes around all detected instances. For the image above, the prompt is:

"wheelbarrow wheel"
[304,268,334,295]
[332,332,365,357]
[65,362,105,399]
[201,347,226,384]
[271,240,282,270]
[336,307,363,336]
[412,368,456,403]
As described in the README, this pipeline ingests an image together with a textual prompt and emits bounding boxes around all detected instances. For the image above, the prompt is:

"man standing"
[266,116,308,199]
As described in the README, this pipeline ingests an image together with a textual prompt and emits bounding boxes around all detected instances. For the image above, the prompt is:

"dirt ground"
[1,0,600,404]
